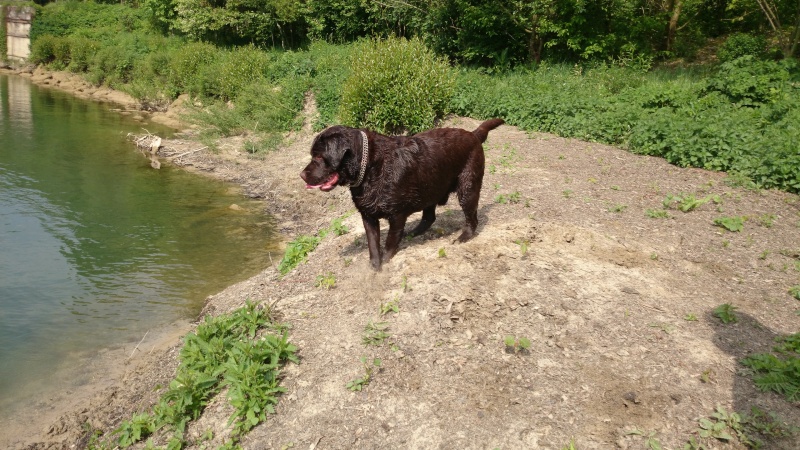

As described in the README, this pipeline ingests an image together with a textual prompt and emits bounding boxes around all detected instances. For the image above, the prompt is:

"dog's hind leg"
[408,205,436,237]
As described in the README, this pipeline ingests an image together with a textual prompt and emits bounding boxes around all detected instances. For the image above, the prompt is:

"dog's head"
[300,126,364,191]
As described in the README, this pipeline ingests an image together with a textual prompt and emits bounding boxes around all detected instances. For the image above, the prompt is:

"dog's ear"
[328,128,360,169]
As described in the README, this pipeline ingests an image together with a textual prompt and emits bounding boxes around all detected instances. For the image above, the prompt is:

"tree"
[753,0,800,57]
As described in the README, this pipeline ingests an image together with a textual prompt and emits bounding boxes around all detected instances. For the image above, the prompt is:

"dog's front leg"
[383,215,408,264]
[361,214,383,270]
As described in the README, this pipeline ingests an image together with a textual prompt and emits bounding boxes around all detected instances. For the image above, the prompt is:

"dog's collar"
[346,130,369,188]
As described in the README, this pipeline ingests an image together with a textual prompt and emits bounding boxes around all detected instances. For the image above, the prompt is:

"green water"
[0,75,279,418]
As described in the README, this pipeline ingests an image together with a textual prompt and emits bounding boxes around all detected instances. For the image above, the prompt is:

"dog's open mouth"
[305,172,339,191]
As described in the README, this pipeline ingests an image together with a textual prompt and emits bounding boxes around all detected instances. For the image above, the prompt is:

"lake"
[0,74,279,428]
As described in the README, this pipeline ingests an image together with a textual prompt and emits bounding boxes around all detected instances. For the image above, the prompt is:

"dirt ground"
[3,66,800,449]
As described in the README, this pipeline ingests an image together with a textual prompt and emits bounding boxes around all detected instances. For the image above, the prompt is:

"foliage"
[277,235,321,275]
[362,321,390,346]
[717,33,767,63]
[790,285,800,301]
[346,356,381,391]
[315,272,336,289]
[451,59,800,194]
[714,216,746,232]
[339,37,454,135]
[108,302,297,448]
[504,335,531,354]
[713,303,739,324]
[742,333,800,402]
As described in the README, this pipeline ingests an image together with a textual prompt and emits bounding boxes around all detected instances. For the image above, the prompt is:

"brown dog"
[300,119,504,270]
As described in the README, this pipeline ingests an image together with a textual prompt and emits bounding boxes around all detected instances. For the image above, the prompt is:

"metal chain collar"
[348,130,369,188]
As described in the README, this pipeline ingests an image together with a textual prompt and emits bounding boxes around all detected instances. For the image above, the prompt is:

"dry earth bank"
[2,67,799,449]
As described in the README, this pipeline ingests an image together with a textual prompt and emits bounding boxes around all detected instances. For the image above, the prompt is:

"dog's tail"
[472,118,505,143]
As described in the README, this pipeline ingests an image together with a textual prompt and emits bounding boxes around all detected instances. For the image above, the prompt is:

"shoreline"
[0,65,315,449]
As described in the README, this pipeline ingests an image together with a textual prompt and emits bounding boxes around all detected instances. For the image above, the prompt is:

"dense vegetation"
[12,0,800,194]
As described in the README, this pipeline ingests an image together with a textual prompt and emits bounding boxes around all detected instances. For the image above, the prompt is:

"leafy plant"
[438,247,447,258]
[742,333,800,402]
[346,357,382,391]
[789,285,800,301]
[713,303,738,324]
[646,208,670,219]
[697,406,743,443]
[663,193,718,212]
[758,214,776,228]
[108,302,296,448]
[504,335,531,354]
[315,272,336,290]
[277,235,321,275]
[400,275,412,293]
[362,321,390,346]
[495,191,522,204]
[714,216,745,232]
[515,239,530,256]
[380,298,399,316]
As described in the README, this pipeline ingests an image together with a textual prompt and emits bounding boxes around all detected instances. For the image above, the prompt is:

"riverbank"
[5,66,800,449]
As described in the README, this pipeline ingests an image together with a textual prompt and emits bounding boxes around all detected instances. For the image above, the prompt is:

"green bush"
[198,46,273,101]
[717,33,767,63]
[29,34,58,65]
[339,37,454,134]
[67,36,100,73]
[168,42,220,97]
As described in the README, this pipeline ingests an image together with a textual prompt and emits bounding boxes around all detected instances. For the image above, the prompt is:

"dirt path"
[4,67,800,449]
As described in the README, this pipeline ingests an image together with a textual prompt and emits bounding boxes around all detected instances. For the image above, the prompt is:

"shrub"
[199,46,272,101]
[29,34,59,65]
[339,37,454,134]
[67,36,100,73]
[717,33,767,63]
[168,42,220,97]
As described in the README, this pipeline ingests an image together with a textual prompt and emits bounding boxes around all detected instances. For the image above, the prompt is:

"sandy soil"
[3,65,800,450]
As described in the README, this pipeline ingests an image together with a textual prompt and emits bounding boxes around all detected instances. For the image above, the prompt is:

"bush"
[168,42,220,97]
[199,46,272,100]
[67,36,100,73]
[717,33,766,63]
[339,37,454,134]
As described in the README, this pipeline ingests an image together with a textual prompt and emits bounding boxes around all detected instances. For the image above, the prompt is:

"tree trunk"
[666,0,683,54]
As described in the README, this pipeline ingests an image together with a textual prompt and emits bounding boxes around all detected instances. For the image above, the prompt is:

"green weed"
[362,321,390,346]
[646,208,670,219]
[346,357,381,391]
[714,216,745,232]
[742,333,800,402]
[713,303,738,324]
[515,239,530,256]
[495,191,522,204]
[608,204,627,213]
[758,214,776,228]
[380,298,399,316]
[503,335,531,354]
[788,285,800,301]
[315,272,336,289]
[109,302,296,448]
[438,247,447,258]
[277,235,321,275]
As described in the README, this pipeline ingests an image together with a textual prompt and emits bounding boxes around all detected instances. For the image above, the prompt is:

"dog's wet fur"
[301,119,504,270]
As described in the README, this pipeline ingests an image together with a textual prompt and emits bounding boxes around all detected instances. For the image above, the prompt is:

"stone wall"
[6,6,34,61]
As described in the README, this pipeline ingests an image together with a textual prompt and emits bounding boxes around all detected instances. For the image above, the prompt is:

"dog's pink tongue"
[306,173,339,191]
[319,173,339,191]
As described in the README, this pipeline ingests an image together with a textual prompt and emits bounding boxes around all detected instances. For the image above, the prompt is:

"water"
[0,75,279,420]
